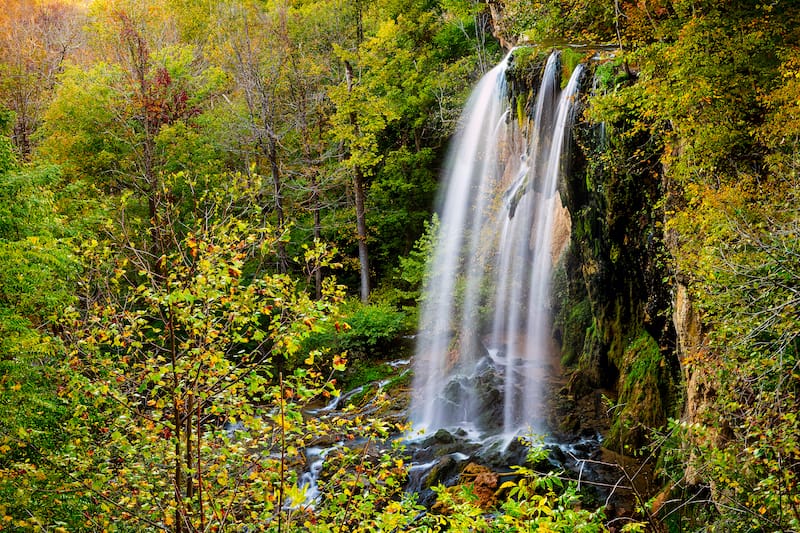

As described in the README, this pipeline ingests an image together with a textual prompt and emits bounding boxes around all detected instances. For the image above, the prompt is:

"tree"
[211,0,296,273]
[580,0,800,527]
[328,0,498,289]
[39,4,227,264]
[0,107,86,530]
[281,0,347,298]
[49,171,431,531]
[344,58,374,303]
[61,177,328,530]
[0,0,86,159]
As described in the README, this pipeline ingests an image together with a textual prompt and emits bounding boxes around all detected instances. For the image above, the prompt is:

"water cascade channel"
[410,50,585,439]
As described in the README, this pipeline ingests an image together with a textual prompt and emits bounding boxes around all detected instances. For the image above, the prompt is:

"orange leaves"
[141,67,200,130]
[332,354,347,372]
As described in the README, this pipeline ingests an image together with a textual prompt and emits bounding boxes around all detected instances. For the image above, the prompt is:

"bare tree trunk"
[144,132,164,268]
[311,173,323,299]
[345,60,370,302]
[266,134,288,273]
[12,113,31,160]
[1,1,84,160]
[185,394,194,500]
[168,305,183,533]
[353,165,370,303]
[229,10,289,274]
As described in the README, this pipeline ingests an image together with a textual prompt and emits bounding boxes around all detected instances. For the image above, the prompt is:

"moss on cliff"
[605,330,667,452]
[554,57,680,454]
[504,50,680,453]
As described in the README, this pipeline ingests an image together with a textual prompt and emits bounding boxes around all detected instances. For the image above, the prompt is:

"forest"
[0,0,798,531]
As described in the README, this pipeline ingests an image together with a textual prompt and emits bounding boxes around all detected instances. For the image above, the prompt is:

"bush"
[304,300,410,364]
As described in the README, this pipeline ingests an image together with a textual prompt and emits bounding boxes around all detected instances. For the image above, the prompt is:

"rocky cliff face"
[508,49,686,454]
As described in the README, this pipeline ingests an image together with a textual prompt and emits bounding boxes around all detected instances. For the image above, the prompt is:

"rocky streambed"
[297,356,656,522]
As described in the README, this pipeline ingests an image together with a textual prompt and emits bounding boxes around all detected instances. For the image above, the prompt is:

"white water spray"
[411,50,584,437]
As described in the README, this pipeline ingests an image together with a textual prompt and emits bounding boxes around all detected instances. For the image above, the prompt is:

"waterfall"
[410,50,584,437]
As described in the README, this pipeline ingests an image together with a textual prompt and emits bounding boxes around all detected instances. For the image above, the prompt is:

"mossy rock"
[560,298,592,366]
[605,330,665,453]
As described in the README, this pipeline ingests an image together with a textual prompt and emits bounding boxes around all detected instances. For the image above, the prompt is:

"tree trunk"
[12,114,31,161]
[168,305,183,533]
[227,12,289,274]
[185,394,194,500]
[144,131,165,276]
[345,60,370,302]
[311,173,322,300]
[267,134,288,273]
[353,166,370,303]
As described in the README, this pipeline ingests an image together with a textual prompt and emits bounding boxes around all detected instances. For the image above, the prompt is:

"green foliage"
[494,0,615,44]
[342,302,409,352]
[304,300,410,365]
[0,164,62,240]
[592,56,631,93]
[0,108,15,174]
[324,0,496,284]
[759,51,800,186]
[0,126,86,529]
[368,147,438,278]
[33,0,490,296]
[606,331,666,453]
[560,47,585,87]
[0,238,77,327]
[39,41,227,192]
[559,297,591,367]
[37,62,127,180]
[55,213,362,530]
[667,191,800,530]
[390,214,439,309]
[0,338,68,465]
[627,4,793,188]
[600,3,800,526]
[340,361,398,394]
[431,441,609,531]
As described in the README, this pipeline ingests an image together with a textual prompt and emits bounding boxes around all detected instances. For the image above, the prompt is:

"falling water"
[410,50,584,437]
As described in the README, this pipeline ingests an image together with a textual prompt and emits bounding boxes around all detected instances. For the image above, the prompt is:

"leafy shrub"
[431,442,611,531]
[303,300,410,366]
[342,302,408,353]
[387,214,438,310]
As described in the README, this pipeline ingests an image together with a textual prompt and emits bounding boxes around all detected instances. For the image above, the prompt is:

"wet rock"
[309,434,341,447]
[546,444,567,467]
[560,412,580,433]
[435,354,506,433]
[411,430,481,463]
[473,437,530,468]
[433,428,455,444]
[425,456,461,489]
[408,453,469,508]
[572,439,595,455]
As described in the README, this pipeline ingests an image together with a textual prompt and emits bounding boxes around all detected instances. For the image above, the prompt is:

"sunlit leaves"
[38,62,126,180]
[431,441,609,531]
[57,193,431,530]
[758,50,800,188]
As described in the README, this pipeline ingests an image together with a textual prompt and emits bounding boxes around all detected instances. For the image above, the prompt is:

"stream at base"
[296,357,653,521]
